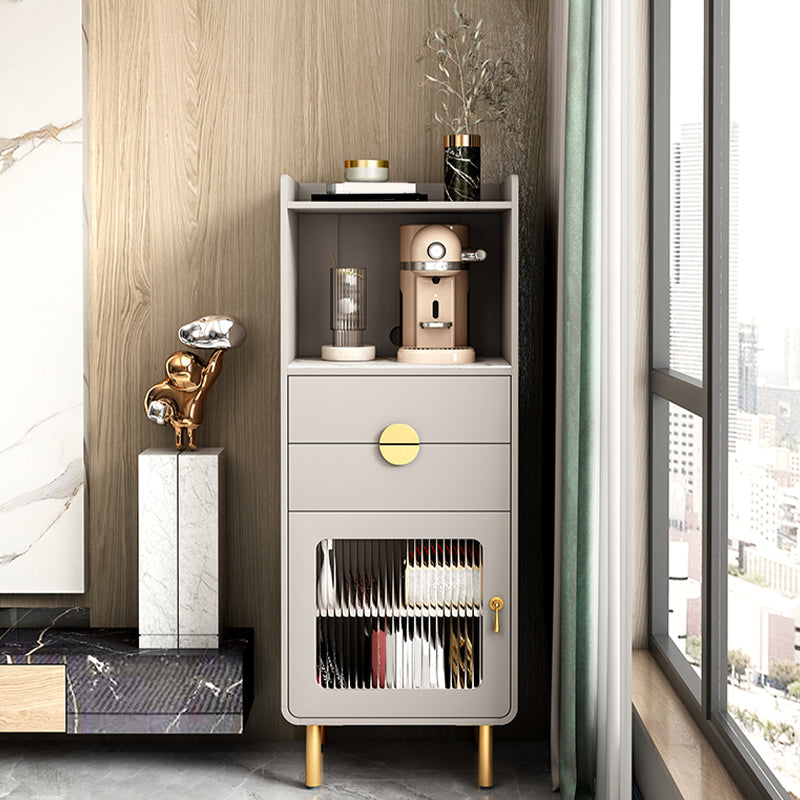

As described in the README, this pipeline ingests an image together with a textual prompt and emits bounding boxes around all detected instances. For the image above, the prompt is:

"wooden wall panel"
[3,0,550,741]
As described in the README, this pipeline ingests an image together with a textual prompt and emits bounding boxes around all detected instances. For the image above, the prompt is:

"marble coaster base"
[321,344,375,361]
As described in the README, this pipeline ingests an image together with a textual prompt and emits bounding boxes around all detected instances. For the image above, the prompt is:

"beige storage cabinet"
[280,176,519,789]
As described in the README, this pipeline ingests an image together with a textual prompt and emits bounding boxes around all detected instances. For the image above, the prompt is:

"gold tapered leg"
[321,725,328,747]
[306,725,323,788]
[477,725,493,789]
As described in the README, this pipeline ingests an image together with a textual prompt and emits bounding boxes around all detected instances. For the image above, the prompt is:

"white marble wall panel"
[138,449,178,649]
[0,0,85,591]
[178,449,224,648]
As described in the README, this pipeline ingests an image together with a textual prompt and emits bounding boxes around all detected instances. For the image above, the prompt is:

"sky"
[671,0,800,374]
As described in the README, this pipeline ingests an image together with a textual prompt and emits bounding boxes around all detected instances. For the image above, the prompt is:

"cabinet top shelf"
[287,200,513,214]
[281,175,518,214]
[287,357,512,376]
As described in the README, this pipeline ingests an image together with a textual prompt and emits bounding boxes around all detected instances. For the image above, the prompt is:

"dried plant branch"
[423,2,517,135]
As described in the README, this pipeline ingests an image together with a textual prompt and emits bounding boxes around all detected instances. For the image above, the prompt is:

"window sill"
[632,650,747,800]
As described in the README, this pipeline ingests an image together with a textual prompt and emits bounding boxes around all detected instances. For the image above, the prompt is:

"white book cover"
[326,182,418,194]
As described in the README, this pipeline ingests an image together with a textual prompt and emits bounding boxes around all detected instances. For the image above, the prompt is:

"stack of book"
[314,538,482,690]
[312,182,428,201]
[316,614,480,690]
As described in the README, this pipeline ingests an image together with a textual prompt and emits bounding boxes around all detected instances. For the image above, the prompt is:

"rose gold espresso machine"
[397,224,486,364]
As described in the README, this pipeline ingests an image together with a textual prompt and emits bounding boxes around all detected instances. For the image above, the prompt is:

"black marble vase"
[443,134,481,201]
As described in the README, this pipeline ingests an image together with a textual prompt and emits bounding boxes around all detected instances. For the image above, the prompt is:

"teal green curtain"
[559,0,600,797]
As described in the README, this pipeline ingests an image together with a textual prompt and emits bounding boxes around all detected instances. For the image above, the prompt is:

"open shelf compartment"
[281,176,518,372]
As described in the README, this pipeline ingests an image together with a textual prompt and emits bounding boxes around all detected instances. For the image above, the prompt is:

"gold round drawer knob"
[379,423,420,466]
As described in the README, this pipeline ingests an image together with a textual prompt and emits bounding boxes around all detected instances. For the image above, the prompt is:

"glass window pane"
[668,0,705,382]
[668,401,704,682]
[727,3,800,793]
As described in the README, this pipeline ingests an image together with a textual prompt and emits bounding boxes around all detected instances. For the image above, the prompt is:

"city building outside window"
[651,2,800,797]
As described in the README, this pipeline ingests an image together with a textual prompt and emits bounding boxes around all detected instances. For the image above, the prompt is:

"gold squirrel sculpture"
[144,350,223,451]
[144,315,246,451]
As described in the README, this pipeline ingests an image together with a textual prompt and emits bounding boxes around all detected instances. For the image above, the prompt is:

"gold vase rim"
[344,159,389,168]
[444,135,481,147]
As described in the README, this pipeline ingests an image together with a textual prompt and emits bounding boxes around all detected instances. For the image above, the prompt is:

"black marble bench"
[0,618,252,734]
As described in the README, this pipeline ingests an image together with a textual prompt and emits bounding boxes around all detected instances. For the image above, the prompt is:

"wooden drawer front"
[0,666,66,732]
[289,376,510,443]
[289,444,509,511]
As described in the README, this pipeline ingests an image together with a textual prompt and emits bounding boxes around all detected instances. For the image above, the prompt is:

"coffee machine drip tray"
[396,346,476,365]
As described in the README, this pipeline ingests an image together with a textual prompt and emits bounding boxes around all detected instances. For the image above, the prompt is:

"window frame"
[649,2,791,798]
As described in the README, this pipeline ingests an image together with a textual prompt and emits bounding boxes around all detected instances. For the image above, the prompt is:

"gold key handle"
[489,596,504,634]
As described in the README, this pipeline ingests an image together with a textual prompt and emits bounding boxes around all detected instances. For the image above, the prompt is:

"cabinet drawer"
[289,443,509,511]
[289,376,509,443]
[0,665,65,732]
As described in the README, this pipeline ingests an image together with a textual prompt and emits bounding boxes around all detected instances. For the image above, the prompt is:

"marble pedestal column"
[138,448,224,648]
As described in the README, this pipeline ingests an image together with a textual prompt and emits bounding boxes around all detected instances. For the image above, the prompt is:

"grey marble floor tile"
[0,740,549,800]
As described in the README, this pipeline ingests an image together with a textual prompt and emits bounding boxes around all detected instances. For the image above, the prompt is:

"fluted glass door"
[315,538,483,691]
[286,512,512,722]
